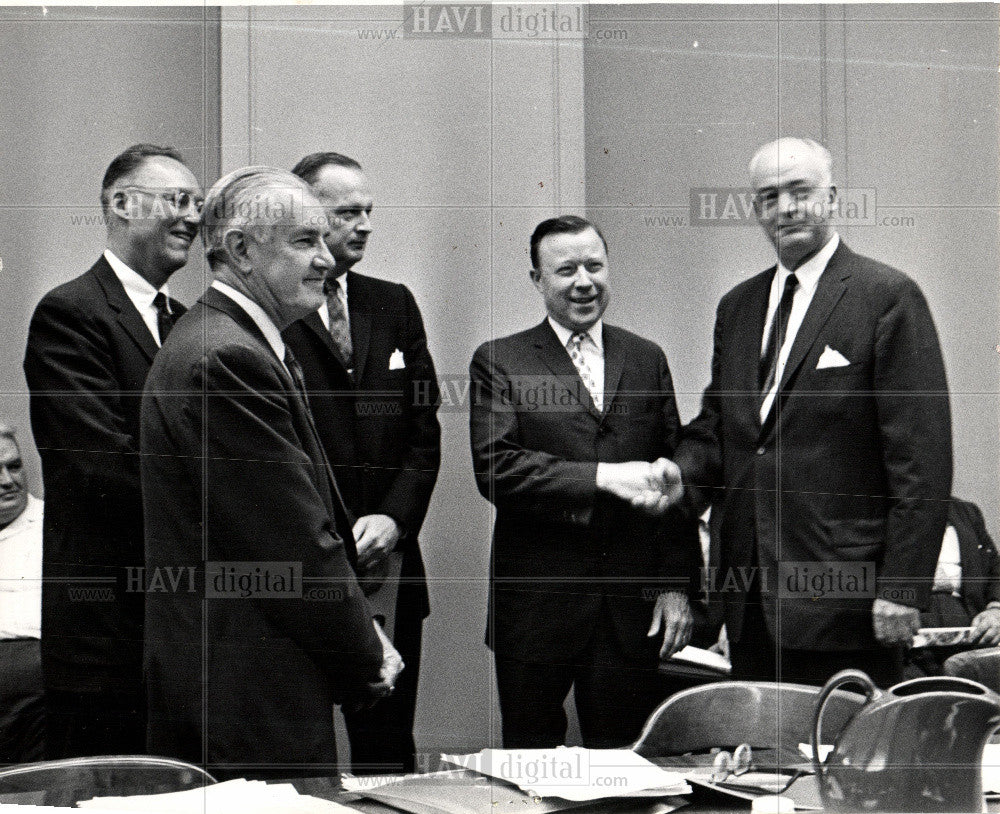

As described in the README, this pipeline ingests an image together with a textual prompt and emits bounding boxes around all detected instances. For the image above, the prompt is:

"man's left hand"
[647,591,693,658]
[354,514,402,572]
[970,607,1000,646]
[872,597,921,645]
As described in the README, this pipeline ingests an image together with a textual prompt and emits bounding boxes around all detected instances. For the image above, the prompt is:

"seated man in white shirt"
[904,496,1000,678]
[0,423,44,763]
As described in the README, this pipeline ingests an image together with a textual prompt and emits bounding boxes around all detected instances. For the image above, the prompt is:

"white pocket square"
[388,349,405,370]
[816,345,850,369]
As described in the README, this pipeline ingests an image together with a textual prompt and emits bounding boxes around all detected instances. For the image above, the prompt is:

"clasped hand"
[596,458,684,516]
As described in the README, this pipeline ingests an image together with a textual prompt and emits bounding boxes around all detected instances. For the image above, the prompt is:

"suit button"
[756,447,766,456]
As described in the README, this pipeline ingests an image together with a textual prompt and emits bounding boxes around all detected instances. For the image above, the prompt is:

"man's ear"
[223,229,254,274]
[827,185,838,206]
[109,190,137,221]
[529,267,542,290]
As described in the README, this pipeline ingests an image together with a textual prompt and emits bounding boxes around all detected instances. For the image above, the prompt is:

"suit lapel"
[346,272,373,383]
[91,257,159,362]
[735,270,774,434]
[601,325,625,421]
[533,321,602,421]
[302,309,354,379]
[777,244,852,393]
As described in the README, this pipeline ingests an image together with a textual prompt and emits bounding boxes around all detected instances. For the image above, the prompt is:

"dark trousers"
[45,683,145,759]
[730,589,903,689]
[0,639,45,763]
[495,607,662,750]
[343,597,423,775]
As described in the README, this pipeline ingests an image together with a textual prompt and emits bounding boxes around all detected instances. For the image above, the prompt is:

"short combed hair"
[748,137,833,187]
[291,152,363,185]
[201,165,314,269]
[529,215,608,270]
[100,143,186,213]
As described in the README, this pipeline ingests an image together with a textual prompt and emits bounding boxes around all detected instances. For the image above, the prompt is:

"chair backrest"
[943,647,1000,693]
[632,681,867,758]
[0,755,216,807]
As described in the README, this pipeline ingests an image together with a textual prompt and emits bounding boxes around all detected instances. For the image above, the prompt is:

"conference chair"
[632,681,866,758]
[0,755,216,806]
[944,647,1000,694]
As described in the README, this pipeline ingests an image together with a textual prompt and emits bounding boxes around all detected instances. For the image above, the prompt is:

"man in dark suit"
[469,215,700,749]
[23,144,201,757]
[141,166,401,778]
[673,138,952,687]
[283,152,440,775]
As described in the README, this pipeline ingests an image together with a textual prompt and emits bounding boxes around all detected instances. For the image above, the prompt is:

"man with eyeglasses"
[24,143,202,757]
[670,137,952,687]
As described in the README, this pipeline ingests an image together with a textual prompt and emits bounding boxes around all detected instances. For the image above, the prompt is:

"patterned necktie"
[568,332,603,411]
[759,272,799,396]
[325,278,353,370]
[152,292,175,345]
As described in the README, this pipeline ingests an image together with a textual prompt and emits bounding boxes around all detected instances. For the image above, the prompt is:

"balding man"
[673,138,952,687]
[24,144,201,757]
[140,167,401,777]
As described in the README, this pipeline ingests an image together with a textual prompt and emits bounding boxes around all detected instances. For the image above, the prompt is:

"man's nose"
[572,266,595,287]
[315,241,336,271]
[0,467,13,487]
[356,211,372,234]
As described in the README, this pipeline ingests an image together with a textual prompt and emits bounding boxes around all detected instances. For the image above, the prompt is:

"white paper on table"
[665,645,732,674]
[798,743,833,762]
[982,742,1000,794]
[442,747,690,802]
[76,778,357,813]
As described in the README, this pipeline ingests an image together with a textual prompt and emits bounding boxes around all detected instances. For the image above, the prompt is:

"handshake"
[596,458,684,516]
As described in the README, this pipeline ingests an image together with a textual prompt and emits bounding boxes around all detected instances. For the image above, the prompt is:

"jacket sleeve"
[872,278,952,610]
[23,292,142,523]
[375,286,442,542]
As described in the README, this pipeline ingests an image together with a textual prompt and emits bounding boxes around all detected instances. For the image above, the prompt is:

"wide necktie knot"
[152,292,175,345]
[567,332,603,411]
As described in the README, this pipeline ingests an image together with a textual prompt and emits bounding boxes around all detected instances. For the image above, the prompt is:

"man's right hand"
[596,458,684,515]
[346,620,404,712]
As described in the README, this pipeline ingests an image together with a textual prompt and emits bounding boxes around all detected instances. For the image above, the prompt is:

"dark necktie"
[758,272,799,395]
[325,278,353,371]
[152,292,175,345]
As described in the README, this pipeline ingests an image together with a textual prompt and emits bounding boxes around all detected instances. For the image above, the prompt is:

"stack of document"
[71,778,355,812]
[442,747,690,802]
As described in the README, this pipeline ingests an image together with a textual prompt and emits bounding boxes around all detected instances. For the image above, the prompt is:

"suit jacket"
[23,255,185,692]
[283,272,441,621]
[469,320,701,663]
[675,242,952,651]
[140,287,383,774]
[934,498,1000,619]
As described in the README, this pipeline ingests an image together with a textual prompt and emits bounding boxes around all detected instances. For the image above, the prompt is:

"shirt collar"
[210,280,286,363]
[0,494,41,543]
[776,232,840,291]
[547,317,604,353]
[104,249,170,310]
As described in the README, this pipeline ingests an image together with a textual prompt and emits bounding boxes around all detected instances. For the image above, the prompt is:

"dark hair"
[100,144,186,213]
[291,152,363,185]
[529,215,608,270]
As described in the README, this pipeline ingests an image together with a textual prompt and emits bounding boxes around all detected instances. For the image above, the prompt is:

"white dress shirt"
[104,249,173,347]
[0,494,42,640]
[760,233,840,421]
[548,316,605,405]
[318,271,349,332]
[211,281,288,372]
[932,524,963,595]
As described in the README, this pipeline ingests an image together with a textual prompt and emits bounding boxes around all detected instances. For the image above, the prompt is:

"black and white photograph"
[0,2,998,810]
